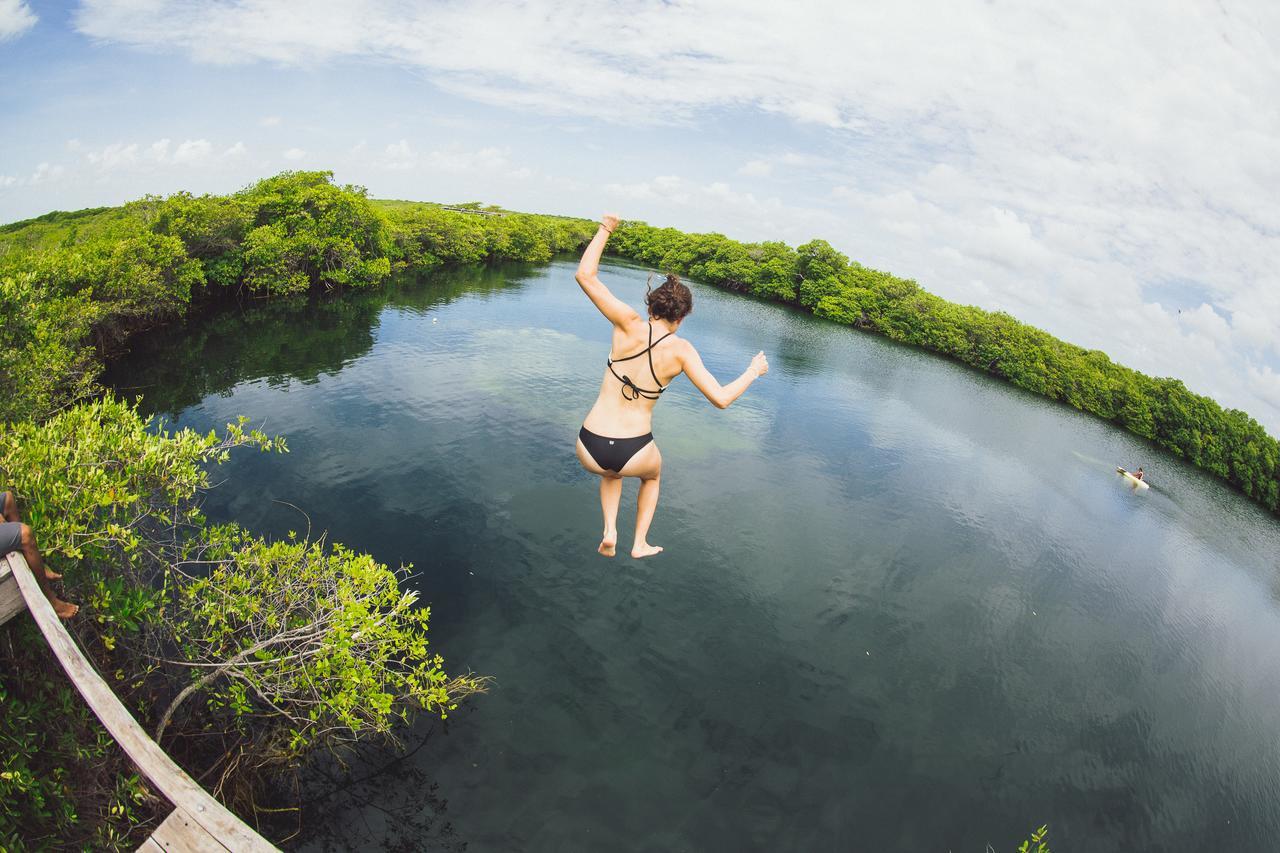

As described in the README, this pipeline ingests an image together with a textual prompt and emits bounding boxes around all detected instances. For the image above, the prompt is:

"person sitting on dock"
[1,490,78,619]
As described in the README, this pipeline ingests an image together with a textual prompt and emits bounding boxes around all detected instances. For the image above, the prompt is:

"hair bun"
[646,272,694,323]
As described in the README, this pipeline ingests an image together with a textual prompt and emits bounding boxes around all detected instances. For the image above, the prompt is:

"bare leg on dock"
[3,492,60,580]
[3,523,78,619]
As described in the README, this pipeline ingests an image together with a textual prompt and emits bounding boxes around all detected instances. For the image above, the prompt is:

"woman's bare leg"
[598,475,622,556]
[618,443,664,558]
[632,474,662,558]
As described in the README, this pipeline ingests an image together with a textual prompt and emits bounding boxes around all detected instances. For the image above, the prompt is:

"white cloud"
[738,160,772,178]
[83,137,214,168]
[0,0,36,42]
[86,142,139,170]
[224,141,247,158]
[424,145,507,173]
[172,138,213,163]
[282,147,307,161]
[0,175,17,189]
[29,162,65,184]
[602,173,845,247]
[361,141,534,182]
[259,115,282,127]
[1179,303,1231,347]
[1247,365,1280,413]
[382,139,416,170]
[605,175,689,204]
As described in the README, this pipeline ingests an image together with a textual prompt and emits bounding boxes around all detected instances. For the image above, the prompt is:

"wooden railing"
[1,551,279,852]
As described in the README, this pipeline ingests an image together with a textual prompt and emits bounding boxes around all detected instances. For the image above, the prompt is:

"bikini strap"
[606,323,673,400]
[644,323,673,390]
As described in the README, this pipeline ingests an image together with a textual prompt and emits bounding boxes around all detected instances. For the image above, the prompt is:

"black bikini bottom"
[579,426,654,473]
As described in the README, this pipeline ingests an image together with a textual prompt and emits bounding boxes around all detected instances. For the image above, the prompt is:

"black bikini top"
[607,323,673,401]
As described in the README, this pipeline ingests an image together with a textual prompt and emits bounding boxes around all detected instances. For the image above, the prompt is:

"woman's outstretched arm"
[680,343,768,409]
[576,213,641,328]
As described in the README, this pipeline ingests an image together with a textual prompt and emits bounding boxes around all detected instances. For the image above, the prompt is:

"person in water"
[575,213,769,559]
[1134,467,1144,481]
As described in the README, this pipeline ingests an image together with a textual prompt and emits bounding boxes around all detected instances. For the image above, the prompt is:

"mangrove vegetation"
[0,172,591,848]
[0,169,1276,847]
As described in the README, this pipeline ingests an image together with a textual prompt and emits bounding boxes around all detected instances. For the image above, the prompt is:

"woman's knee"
[19,524,34,547]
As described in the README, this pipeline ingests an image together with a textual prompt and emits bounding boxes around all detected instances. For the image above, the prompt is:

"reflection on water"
[109,260,1280,852]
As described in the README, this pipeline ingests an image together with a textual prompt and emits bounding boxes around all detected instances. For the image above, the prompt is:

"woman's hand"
[601,213,620,233]
[751,351,769,377]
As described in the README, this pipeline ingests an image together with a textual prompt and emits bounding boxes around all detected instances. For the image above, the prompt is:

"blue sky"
[3,0,1280,434]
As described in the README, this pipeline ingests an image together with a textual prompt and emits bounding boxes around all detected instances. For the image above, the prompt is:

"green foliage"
[608,220,1280,516]
[169,528,478,761]
[1016,823,1051,853]
[235,171,393,294]
[795,238,851,309]
[0,397,280,568]
[0,271,101,423]
[2,648,157,850]
[379,202,595,268]
[96,231,205,327]
[0,399,481,847]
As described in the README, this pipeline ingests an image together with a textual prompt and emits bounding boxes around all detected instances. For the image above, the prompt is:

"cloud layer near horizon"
[8,1,1280,431]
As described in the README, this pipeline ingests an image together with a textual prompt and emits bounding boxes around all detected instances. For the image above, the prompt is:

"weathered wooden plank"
[4,552,277,852]
[136,837,166,852]
[149,806,228,851]
[0,559,26,626]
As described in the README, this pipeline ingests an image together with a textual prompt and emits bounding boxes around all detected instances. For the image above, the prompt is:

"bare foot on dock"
[631,543,663,559]
[52,597,78,620]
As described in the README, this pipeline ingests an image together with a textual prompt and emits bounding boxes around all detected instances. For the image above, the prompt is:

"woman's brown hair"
[646,273,693,323]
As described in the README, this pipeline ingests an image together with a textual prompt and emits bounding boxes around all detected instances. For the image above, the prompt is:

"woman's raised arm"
[680,343,768,409]
[576,214,641,328]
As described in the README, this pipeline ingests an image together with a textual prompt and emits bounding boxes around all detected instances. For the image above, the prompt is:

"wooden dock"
[1,551,279,852]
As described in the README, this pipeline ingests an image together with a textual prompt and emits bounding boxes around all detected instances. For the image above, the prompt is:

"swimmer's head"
[646,273,693,324]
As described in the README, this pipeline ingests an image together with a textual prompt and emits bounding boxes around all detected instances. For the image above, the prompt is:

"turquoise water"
[108,261,1280,851]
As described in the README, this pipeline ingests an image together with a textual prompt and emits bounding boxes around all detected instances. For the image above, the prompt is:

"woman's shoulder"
[663,333,695,360]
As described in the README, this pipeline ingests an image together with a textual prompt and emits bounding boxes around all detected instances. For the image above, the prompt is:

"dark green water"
[108,261,1280,852]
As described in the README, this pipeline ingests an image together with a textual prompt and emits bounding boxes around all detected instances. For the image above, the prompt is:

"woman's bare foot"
[52,597,78,620]
[45,568,62,581]
[598,530,617,557]
[631,543,663,559]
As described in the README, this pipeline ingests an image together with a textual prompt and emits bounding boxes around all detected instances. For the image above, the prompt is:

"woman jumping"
[574,213,769,558]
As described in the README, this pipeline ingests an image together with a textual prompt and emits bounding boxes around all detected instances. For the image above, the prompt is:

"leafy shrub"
[0,399,483,846]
